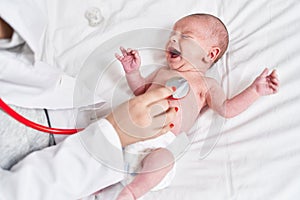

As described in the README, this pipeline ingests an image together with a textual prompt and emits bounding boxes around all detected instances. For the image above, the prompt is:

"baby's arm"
[115,47,155,95]
[206,68,279,118]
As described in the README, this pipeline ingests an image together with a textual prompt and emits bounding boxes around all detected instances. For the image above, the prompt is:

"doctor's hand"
[106,86,177,147]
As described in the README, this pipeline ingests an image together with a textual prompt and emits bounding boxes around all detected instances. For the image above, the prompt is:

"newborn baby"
[115,13,279,200]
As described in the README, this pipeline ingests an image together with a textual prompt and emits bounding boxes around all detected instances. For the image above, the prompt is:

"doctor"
[0,1,177,200]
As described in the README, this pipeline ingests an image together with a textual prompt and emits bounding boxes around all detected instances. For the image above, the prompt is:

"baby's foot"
[116,187,135,200]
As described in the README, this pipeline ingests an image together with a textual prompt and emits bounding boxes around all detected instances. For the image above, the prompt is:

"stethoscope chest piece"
[165,77,190,99]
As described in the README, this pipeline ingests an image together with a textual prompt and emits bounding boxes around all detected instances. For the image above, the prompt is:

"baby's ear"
[208,47,221,62]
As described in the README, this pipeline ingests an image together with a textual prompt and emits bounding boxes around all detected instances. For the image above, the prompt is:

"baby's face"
[165,17,212,71]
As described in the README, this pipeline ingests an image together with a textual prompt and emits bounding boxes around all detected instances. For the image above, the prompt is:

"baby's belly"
[168,97,201,135]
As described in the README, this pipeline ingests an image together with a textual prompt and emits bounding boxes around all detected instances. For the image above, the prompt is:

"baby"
[114,13,279,199]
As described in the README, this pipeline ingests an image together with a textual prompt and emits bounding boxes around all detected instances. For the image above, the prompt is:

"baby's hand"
[115,46,141,73]
[252,68,279,96]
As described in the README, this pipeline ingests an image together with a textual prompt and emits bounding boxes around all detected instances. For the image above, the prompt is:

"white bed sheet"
[44,0,300,199]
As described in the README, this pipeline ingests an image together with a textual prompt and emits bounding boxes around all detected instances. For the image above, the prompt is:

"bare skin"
[106,86,177,147]
[115,14,279,200]
[0,17,13,39]
[0,15,179,161]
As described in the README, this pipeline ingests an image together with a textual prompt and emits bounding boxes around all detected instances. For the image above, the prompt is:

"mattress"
[44,0,300,199]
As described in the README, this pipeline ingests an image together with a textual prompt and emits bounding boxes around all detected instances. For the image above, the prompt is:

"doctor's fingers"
[148,96,170,115]
[149,107,177,136]
[152,106,177,127]
[136,86,174,106]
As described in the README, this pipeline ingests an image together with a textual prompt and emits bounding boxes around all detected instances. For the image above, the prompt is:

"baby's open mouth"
[168,48,181,58]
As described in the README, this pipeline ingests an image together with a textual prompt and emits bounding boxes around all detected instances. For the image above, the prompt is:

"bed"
[44,0,300,199]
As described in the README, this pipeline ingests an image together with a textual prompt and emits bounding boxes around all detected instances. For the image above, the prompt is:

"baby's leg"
[117,148,174,200]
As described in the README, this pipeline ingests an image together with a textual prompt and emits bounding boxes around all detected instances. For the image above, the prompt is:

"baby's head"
[165,13,229,72]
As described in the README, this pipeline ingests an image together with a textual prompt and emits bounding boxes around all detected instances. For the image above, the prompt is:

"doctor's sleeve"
[0,50,90,109]
[0,119,124,200]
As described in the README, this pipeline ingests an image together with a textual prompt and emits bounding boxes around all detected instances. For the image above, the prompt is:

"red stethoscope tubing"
[0,98,82,134]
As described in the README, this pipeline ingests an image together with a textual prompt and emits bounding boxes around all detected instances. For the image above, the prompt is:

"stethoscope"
[0,77,190,135]
[0,98,82,134]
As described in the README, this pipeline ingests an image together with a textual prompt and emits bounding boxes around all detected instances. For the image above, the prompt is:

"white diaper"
[122,131,176,191]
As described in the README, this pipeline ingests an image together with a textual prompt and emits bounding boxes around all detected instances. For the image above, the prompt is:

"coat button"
[85,7,103,27]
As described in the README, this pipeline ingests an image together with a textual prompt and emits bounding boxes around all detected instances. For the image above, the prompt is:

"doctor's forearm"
[0,120,124,200]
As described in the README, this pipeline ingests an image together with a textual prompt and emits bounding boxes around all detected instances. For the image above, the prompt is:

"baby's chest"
[150,70,208,107]
[148,70,208,132]
[151,69,180,85]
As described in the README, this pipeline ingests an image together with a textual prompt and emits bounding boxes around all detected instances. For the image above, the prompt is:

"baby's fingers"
[120,46,129,56]
[270,69,277,77]
[115,53,123,61]
[267,81,279,94]
[132,50,140,59]
[270,76,279,86]
[259,68,269,78]
[269,69,279,85]
[127,48,139,57]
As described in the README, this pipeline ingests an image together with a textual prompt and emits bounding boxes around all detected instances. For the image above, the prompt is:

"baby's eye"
[181,34,191,39]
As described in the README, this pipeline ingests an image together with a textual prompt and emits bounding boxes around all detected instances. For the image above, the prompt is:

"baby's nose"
[169,34,179,43]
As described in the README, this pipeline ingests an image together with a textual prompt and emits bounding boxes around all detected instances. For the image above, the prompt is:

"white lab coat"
[0,0,125,199]
[0,0,104,109]
[0,119,124,200]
